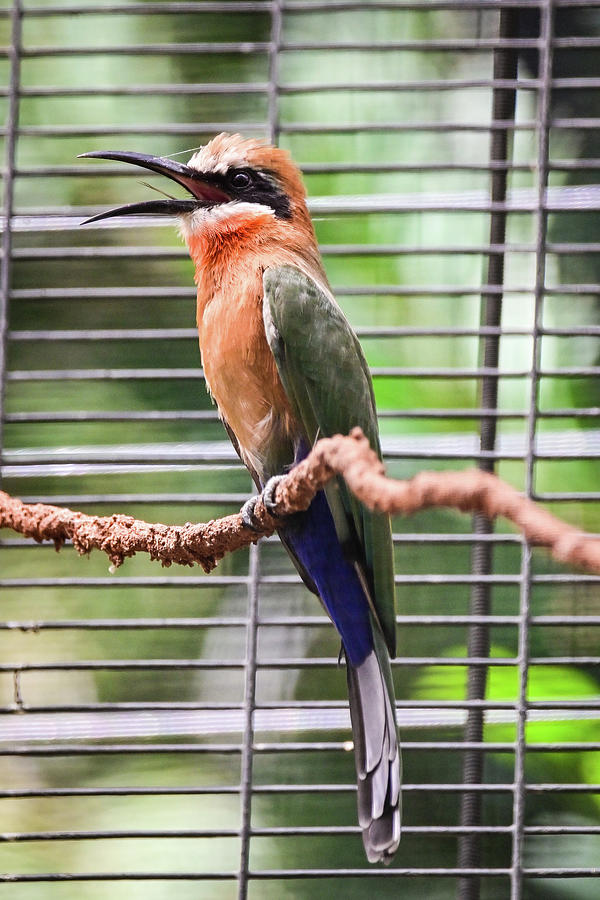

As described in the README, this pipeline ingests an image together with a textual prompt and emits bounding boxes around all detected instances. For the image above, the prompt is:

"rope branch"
[1,428,599,574]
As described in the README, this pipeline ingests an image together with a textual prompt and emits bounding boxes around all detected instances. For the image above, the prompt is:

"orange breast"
[197,264,295,472]
[185,203,327,474]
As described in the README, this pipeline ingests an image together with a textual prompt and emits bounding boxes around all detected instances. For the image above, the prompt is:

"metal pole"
[237,543,261,899]
[268,0,283,147]
[0,0,22,474]
[238,6,282,894]
[457,8,518,899]
[511,2,554,897]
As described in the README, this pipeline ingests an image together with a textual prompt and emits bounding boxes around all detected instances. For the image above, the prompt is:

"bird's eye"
[230,170,252,189]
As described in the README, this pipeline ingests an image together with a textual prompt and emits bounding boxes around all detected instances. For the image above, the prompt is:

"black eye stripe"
[221,167,292,220]
[191,167,291,219]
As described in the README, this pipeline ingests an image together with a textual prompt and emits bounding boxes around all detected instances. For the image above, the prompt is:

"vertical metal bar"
[457,9,518,899]
[511,3,554,898]
[0,0,22,469]
[268,0,283,146]
[238,6,283,895]
[237,542,261,900]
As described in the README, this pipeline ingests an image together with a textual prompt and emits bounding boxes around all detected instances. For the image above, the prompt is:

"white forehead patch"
[188,144,249,176]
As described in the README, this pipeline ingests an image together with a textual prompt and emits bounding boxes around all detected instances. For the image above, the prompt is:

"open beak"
[78,150,231,224]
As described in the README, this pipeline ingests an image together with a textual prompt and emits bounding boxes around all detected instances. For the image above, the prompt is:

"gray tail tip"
[363,807,401,864]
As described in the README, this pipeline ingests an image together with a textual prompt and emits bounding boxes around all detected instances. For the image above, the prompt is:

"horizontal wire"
[0,78,550,98]
[1,741,597,755]
[252,823,598,836]
[0,828,241,842]
[16,82,271,97]
[0,873,237,883]
[7,161,600,180]
[0,827,501,842]
[0,868,597,883]
[4,204,598,224]
[5,120,599,140]
[304,159,600,172]
[285,0,599,8]
[2,657,600,674]
[0,786,242,798]
[0,777,595,802]
[1,615,599,632]
[0,34,595,57]
[8,242,600,258]
[3,821,599,841]
[0,492,245,504]
[0,1,561,17]
[0,1,592,17]
[7,325,600,342]
[5,1,274,13]
[1,120,598,144]
[535,491,600,501]
[0,698,598,717]
[0,40,545,61]
[0,824,508,840]
[0,76,583,95]
[3,706,598,742]
[241,866,600,878]
[4,573,600,589]
[15,76,593,93]
[6,366,600,381]
[284,119,594,133]
[4,407,599,426]
[7,283,600,301]
[3,454,599,478]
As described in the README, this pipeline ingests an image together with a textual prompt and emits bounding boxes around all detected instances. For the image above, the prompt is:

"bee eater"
[81,133,400,863]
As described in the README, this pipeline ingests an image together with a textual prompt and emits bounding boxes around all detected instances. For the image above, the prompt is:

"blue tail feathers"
[281,488,373,666]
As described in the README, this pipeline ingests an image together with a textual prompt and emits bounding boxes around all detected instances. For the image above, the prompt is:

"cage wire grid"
[0,0,599,897]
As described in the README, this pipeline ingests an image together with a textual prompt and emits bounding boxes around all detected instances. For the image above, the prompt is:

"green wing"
[263,264,396,656]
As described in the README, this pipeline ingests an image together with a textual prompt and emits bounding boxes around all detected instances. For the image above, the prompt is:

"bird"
[80,133,401,863]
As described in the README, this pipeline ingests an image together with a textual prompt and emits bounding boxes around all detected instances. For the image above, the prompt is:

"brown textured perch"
[1,428,599,574]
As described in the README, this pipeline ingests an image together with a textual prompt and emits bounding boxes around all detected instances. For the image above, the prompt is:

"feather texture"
[83,131,401,864]
[178,134,401,863]
[347,648,401,862]
[262,265,401,860]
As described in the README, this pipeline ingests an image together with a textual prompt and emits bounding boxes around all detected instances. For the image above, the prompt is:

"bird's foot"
[240,475,286,531]
[240,495,262,532]
[262,474,286,514]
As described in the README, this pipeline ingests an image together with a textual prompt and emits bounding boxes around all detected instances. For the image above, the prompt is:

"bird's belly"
[199,293,296,477]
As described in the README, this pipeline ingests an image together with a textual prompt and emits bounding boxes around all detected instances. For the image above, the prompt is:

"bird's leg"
[240,474,286,531]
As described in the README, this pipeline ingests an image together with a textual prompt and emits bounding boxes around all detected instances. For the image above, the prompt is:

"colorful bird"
[81,133,401,863]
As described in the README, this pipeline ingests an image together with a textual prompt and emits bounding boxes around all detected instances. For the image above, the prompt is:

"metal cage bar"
[511,2,556,898]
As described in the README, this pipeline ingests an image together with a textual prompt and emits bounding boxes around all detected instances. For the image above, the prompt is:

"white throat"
[177,200,276,240]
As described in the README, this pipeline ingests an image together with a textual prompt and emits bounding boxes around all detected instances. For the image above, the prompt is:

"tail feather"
[346,647,401,863]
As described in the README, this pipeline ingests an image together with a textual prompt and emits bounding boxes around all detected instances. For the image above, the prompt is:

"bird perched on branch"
[81,133,400,863]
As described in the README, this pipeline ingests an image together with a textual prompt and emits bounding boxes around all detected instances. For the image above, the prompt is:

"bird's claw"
[240,475,286,531]
[240,495,262,532]
[240,475,285,532]
[262,474,286,515]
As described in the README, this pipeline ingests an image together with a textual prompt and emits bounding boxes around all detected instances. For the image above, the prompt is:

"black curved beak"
[78,150,231,225]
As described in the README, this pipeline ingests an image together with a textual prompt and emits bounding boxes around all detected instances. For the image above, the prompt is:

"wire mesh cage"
[0,1,599,898]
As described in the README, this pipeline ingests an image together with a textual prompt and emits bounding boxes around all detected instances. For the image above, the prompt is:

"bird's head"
[79,132,314,245]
